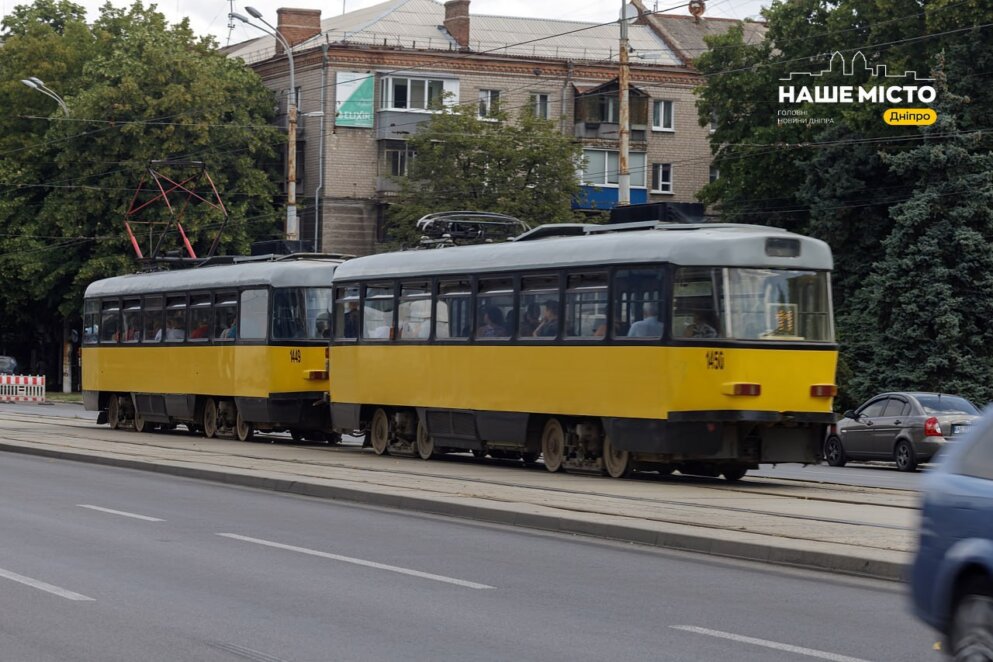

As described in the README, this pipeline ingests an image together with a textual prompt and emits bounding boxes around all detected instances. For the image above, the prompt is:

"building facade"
[226,0,737,256]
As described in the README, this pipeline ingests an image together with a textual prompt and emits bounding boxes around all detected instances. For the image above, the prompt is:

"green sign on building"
[336,72,374,128]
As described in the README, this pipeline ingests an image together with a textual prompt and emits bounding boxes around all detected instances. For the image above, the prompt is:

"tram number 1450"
[706,350,725,370]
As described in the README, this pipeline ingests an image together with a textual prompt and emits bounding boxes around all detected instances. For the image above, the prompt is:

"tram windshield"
[673,267,833,342]
[272,287,334,340]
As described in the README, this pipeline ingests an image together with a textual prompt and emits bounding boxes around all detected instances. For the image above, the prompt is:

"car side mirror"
[842,409,857,420]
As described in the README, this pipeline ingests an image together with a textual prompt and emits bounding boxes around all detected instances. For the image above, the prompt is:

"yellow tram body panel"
[329,344,837,419]
[83,345,329,398]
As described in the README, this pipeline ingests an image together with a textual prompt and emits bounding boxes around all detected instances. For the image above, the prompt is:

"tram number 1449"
[706,350,725,370]
[289,349,302,363]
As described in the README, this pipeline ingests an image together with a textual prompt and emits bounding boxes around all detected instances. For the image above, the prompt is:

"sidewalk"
[0,407,918,582]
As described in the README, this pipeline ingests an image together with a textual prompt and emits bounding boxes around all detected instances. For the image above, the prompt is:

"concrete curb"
[0,441,908,582]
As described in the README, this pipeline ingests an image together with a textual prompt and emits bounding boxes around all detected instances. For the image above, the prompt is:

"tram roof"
[84,258,342,298]
[332,224,833,281]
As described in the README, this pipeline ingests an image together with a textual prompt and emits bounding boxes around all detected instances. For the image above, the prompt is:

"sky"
[2,0,770,46]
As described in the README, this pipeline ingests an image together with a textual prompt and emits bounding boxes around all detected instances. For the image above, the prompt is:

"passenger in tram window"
[628,303,663,337]
[163,317,185,340]
[478,305,508,338]
[683,310,718,339]
[316,312,331,339]
[222,318,238,339]
[190,321,209,339]
[534,300,560,337]
[343,302,359,338]
[519,303,540,337]
[593,317,608,338]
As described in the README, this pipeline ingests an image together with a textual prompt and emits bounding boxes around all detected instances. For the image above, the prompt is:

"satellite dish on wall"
[688,0,707,19]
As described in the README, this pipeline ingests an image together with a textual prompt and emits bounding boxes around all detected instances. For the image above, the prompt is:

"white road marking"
[0,567,94,601]
[218,533,495,590]
[77,504,164,522]
[671,626,873,662]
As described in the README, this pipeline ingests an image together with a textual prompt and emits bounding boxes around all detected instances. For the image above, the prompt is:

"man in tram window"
[534,299,559,337]
[628,302,663,337]
[343,302,359,338]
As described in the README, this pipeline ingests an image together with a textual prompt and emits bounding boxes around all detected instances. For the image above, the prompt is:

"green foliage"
[386,103,584,247]
[695,0,993,406]
[0,0,281,339]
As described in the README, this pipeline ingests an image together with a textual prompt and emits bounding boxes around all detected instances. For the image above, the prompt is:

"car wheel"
[894,439,918,472]
[824,435,847,467]
[950,577,993,660]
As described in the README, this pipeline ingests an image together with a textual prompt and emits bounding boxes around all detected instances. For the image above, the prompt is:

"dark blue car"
[911,406,993,659]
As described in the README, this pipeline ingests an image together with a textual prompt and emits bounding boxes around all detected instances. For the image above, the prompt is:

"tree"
[386,103,584,246]
[0,0,282,376]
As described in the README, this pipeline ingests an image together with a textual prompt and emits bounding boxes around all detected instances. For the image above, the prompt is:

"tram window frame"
[397,281,432,342]
[99,300,121,344]
[612,266,665,341]
[83,300,100,344]
[333,285,361,341]
[475,277,513,341]
[519,274,562,341]
[164,295,188,342]
[564,272,608,340]
[436,278,472,342]
[121,299,141,344]
[213,291,238,341]
[362,282,396,341]
[142,295,164,343]
[672,266,726,341]
[239,288,269,341]
[188,293,212,343]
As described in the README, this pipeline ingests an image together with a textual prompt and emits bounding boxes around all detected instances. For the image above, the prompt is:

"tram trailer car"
[82,257,342,441]
[328,223,838,480]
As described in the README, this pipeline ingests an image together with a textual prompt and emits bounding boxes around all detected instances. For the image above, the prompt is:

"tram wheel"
[370,408,390,456]
[107,395,121,430]
[541,418,566,473]
[133,406,148,433]
[602,434,632,479]
[415,419,434,460]
[235,409,254,442]
[722,466,748,482]
[202,398,219,439]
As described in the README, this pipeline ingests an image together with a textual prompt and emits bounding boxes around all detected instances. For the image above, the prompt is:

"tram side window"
[334,286,360,339]
[240,289,268,340]
[476,278,513,340]
[99,301,120,343]
[362,284,395,340]
[143,296,164,342]
[83,300,99,344]
[398,281,431,340]
[213,292,237,341]
[188,294,212,342]
[120,299,141,343]
[272,288,332,340]
[436,279,471,340]
[520,275,560,339]
[724,268,833,341]
[613,268,664,339]
[165,296,187,341]
[565,273,608,339]
[672,267,725,340]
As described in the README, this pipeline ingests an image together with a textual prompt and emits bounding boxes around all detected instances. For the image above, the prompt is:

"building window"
[599,95,618,123]
[380,76,446,111]
[709,166,720,184]
[581,149,647,188]
[652,163,673,194]
[531,93,549,119]
[652,100,674,131]
[382,143,413,177]
[478,89,500,118]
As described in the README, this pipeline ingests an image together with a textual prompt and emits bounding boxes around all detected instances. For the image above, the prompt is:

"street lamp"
[230,8,299,242]
[20,77,69,117]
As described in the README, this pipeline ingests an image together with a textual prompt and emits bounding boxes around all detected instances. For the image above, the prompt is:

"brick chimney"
[444,0,470,50]
[275,8,322,54]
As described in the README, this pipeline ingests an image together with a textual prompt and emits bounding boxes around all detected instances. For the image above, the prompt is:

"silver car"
[824,392,980,472]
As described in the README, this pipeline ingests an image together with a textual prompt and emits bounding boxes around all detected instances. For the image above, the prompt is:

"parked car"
[0,355,18,375]
[824,392,979,472]
[911,405,993,659]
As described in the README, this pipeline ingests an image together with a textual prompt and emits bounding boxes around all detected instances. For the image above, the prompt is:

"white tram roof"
[84,258,342,298]
[332,224,833,281]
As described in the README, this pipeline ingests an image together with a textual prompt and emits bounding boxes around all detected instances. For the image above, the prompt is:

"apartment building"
[226,0,733,256]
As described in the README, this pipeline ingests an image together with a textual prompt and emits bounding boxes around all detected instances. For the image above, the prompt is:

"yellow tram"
[328,223,837,480]
[82,256,342,441]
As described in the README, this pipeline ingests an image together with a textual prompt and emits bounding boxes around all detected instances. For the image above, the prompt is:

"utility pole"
[618,0,631,206]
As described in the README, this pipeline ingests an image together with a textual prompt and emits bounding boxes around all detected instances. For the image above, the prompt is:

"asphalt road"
[11,402,925,491]
[0,452,938,662]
